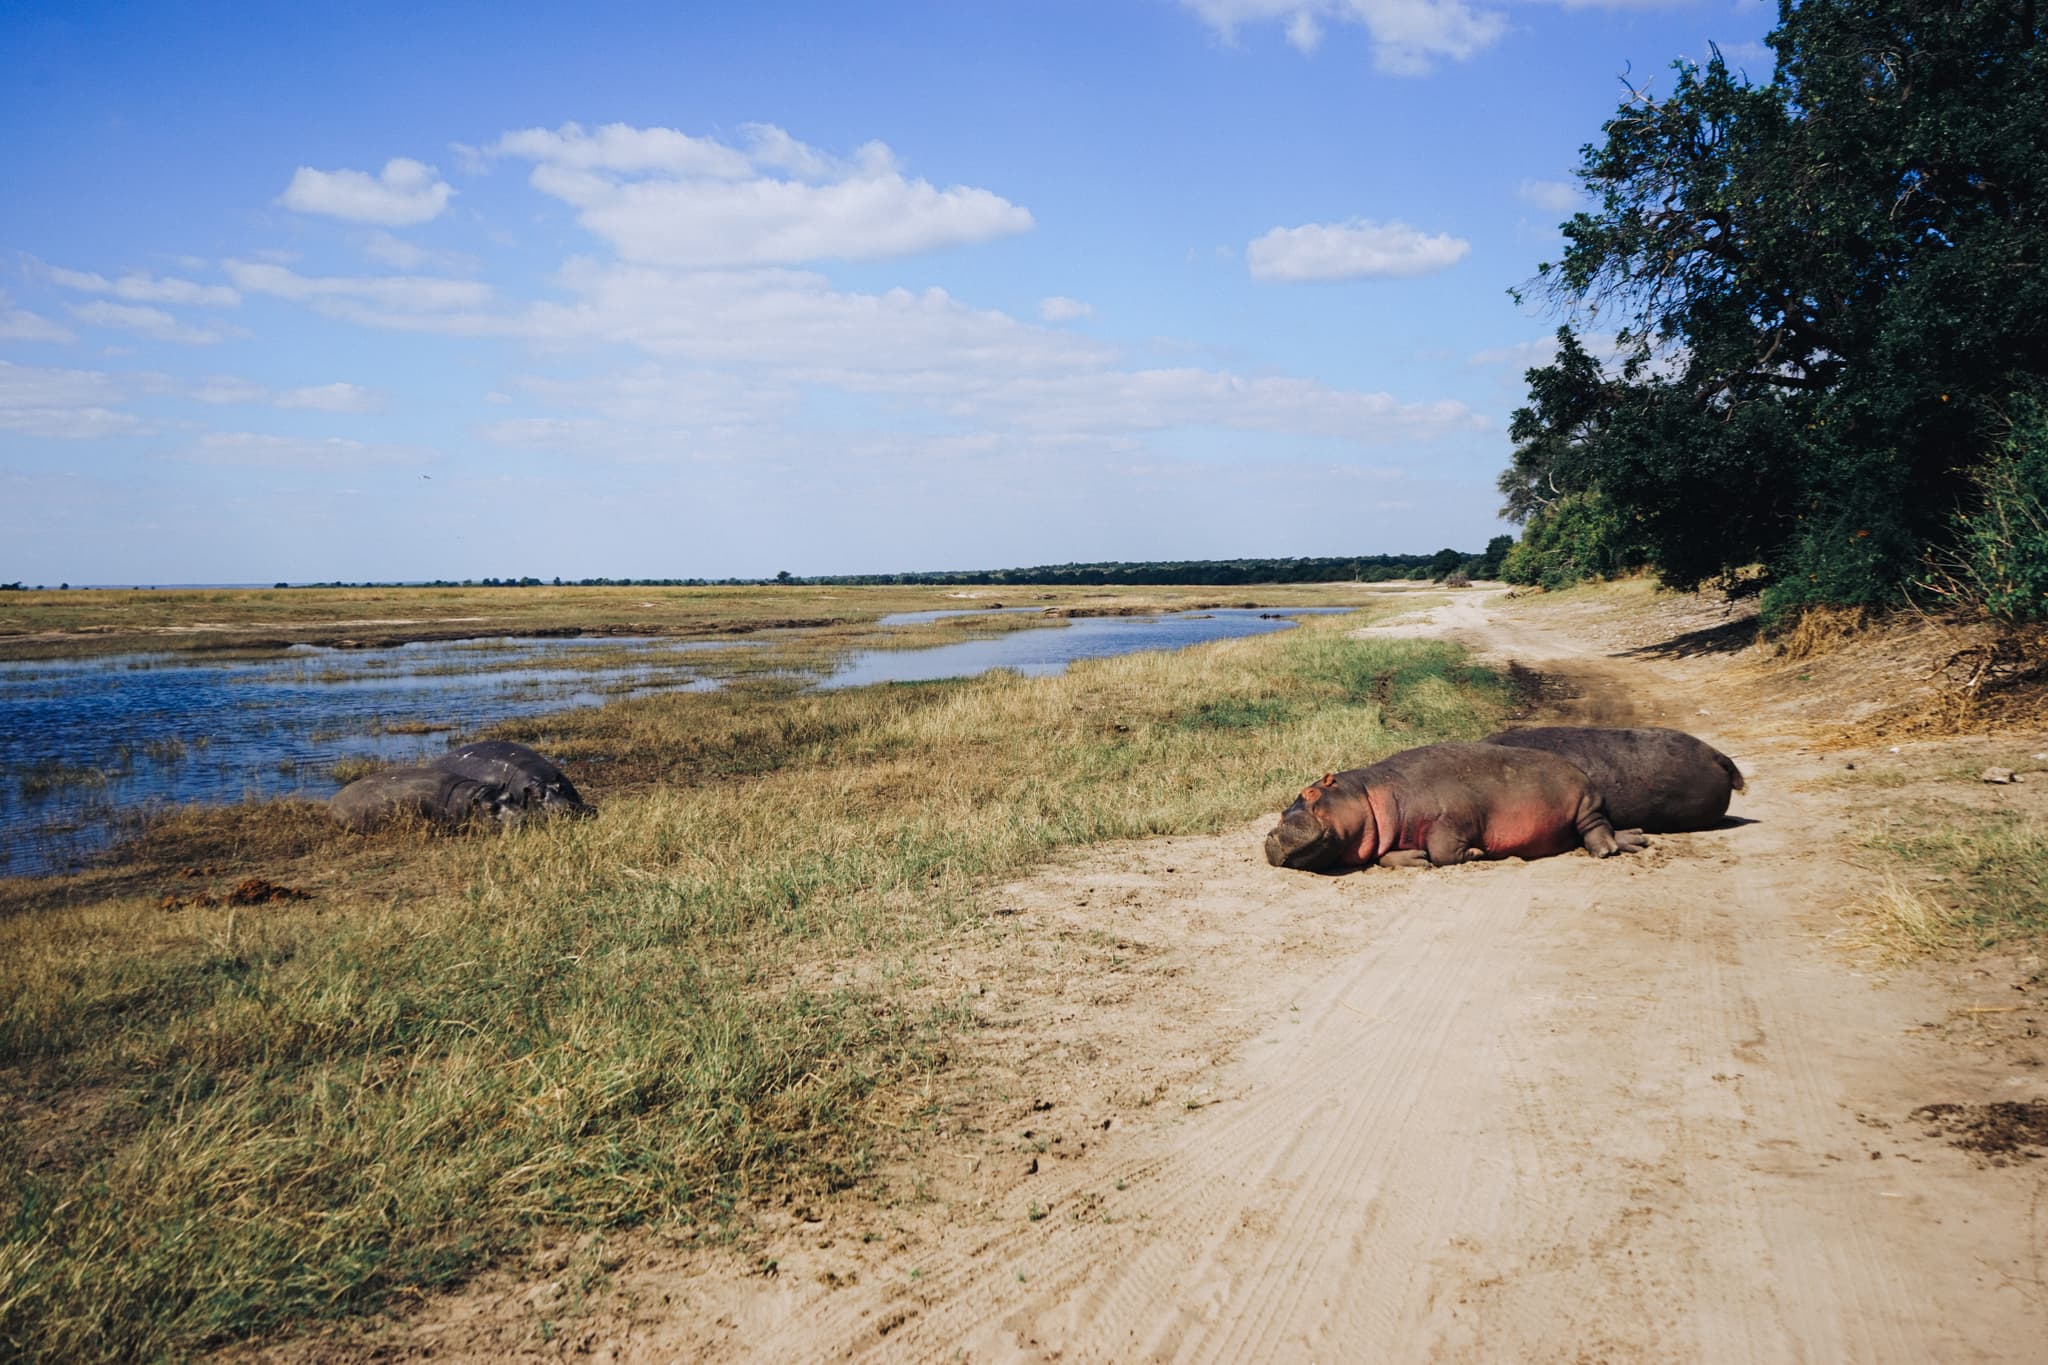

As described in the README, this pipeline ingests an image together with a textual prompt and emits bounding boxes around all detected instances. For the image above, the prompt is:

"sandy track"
[327,591,2048,1363]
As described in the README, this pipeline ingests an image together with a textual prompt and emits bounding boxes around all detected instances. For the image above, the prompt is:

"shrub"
[1921,399,2048,625]
[1499,491,1638,591]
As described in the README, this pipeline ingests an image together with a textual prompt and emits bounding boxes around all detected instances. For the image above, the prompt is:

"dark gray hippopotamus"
[1264,742,1648,871]
[1481,726,1742,833]
[429,740,596,820]
[328,767,526,832]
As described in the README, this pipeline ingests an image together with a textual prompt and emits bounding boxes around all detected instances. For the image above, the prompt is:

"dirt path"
[341,591,2048,1362]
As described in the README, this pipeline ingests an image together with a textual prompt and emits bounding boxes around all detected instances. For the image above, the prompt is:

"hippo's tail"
[1714,750,1746,791]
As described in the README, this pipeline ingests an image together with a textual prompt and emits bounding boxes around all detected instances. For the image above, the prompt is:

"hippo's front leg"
[1577,805,1648,857]
[1424,824,1487,866]
[1380,848,1433,869]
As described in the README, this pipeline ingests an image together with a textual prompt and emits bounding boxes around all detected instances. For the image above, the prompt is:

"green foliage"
[1499,492,1638,590]
[1504,0,2048,617]
[1475,535,1515,580]
[292,555,1497,590]
[1757,443,1927,629]
[1920,397,2048,624]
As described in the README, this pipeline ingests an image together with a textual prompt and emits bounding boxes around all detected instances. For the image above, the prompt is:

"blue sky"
[0,0,1776,583]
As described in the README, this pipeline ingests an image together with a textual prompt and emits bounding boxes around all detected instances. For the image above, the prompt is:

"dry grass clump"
[0,610,1507,1358]
[1854,816,2048,960]
[1842,874,1969,965]
[1773,603,1873,662]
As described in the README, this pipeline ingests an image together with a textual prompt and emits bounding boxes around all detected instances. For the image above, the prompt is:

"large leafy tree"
[1502,0,2048,621]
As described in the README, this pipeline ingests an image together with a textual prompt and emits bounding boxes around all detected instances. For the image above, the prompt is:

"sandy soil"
[267,588,2048,1363]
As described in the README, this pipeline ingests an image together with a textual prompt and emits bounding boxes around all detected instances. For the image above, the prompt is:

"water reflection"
[1,607,1351,877]
[821,607,1349,687]
[0,635,745,876]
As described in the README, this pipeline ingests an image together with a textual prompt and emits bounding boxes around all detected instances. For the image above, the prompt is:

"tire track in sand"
[520,590,2048,1364]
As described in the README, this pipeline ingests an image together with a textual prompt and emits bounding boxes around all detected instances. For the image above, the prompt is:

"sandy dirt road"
[358,591,2048,1363]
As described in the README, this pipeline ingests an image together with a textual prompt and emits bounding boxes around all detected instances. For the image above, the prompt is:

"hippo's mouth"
[1264,823,1340,871]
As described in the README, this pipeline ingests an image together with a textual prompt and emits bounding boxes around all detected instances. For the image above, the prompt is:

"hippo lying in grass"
[329,767,526,833]
[1482,726,1742,833]
[330,741,596,832]
[1264,742,1648,872]
[429,740,596,820]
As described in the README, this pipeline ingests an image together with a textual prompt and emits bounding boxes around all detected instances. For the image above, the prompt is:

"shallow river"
[0,607,1346,878]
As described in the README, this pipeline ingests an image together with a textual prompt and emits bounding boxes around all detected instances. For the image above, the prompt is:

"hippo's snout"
[1264,810,1336,870]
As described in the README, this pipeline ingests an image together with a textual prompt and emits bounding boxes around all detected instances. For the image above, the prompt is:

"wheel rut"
[322,589,2048,1364]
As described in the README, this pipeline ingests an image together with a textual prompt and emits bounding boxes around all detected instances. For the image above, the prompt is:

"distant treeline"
[266,547,1509,591]
[9,548,1513,593]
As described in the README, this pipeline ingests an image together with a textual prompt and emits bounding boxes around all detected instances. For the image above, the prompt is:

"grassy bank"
[1860,814,2048,960]
[0,581,1415,661]
[0,611,1509,1358]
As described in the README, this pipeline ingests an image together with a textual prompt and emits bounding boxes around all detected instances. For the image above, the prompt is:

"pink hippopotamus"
[1482,726,1742,833]
[1264,742,1648,871]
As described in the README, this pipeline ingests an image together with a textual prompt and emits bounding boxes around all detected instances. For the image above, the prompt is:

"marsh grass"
[1858,816,2048,956]
[0,610,1509,1359]
[0,582,1357,663]
[15,762,118,800]
[328,757,388,786]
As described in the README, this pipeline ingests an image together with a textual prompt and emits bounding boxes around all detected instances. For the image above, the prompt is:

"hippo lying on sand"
[329,767,526,832]
[1482,726,1742,833]
[429,740,596,820]
[1265,742,1647,871]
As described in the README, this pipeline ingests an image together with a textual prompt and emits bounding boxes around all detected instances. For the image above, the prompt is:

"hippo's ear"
[1300,784,1323,805]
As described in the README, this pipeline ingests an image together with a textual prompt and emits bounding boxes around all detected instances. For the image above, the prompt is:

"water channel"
[0,606,1350,877]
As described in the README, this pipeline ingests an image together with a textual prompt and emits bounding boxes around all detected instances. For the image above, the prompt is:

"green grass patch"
[0,608,1508,1359]
[1860,815,2048,954]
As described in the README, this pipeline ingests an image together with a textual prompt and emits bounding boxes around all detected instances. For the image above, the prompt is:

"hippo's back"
[430,740,591,816]
[330,766,501,831]
[1482,726,1742,832]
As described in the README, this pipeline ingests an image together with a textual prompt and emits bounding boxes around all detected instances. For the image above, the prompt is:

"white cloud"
[360,232,428,269]
[1709,39,1774,73]
[0,291,74,342]
[1469,331,1626,371]
[490,123,754,178]
[238,252,1487,455]
[524,261,1116,372]
[506,366,797,427]
[495,121,1034,267]
[224,260,495,315]
[1247,219,1470,281]
[1181,0,1508,75]
[359,231,477,274]
[177,431,429,468]
[277,157,453,226]
[45,265,239,307]
[843,364,1488,445]
[740,122,838,179]
[1516,178,1582,214]
[276,382,383,413]
[67,300,230,344]
[1468,338,1561,369]
[1039,296,1095,322]
[190,375,272,405]
[186,374,383,411]
[0,360,148,438]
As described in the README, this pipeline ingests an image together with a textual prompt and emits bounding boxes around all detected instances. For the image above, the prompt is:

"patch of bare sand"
[252,586,2048,1363]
